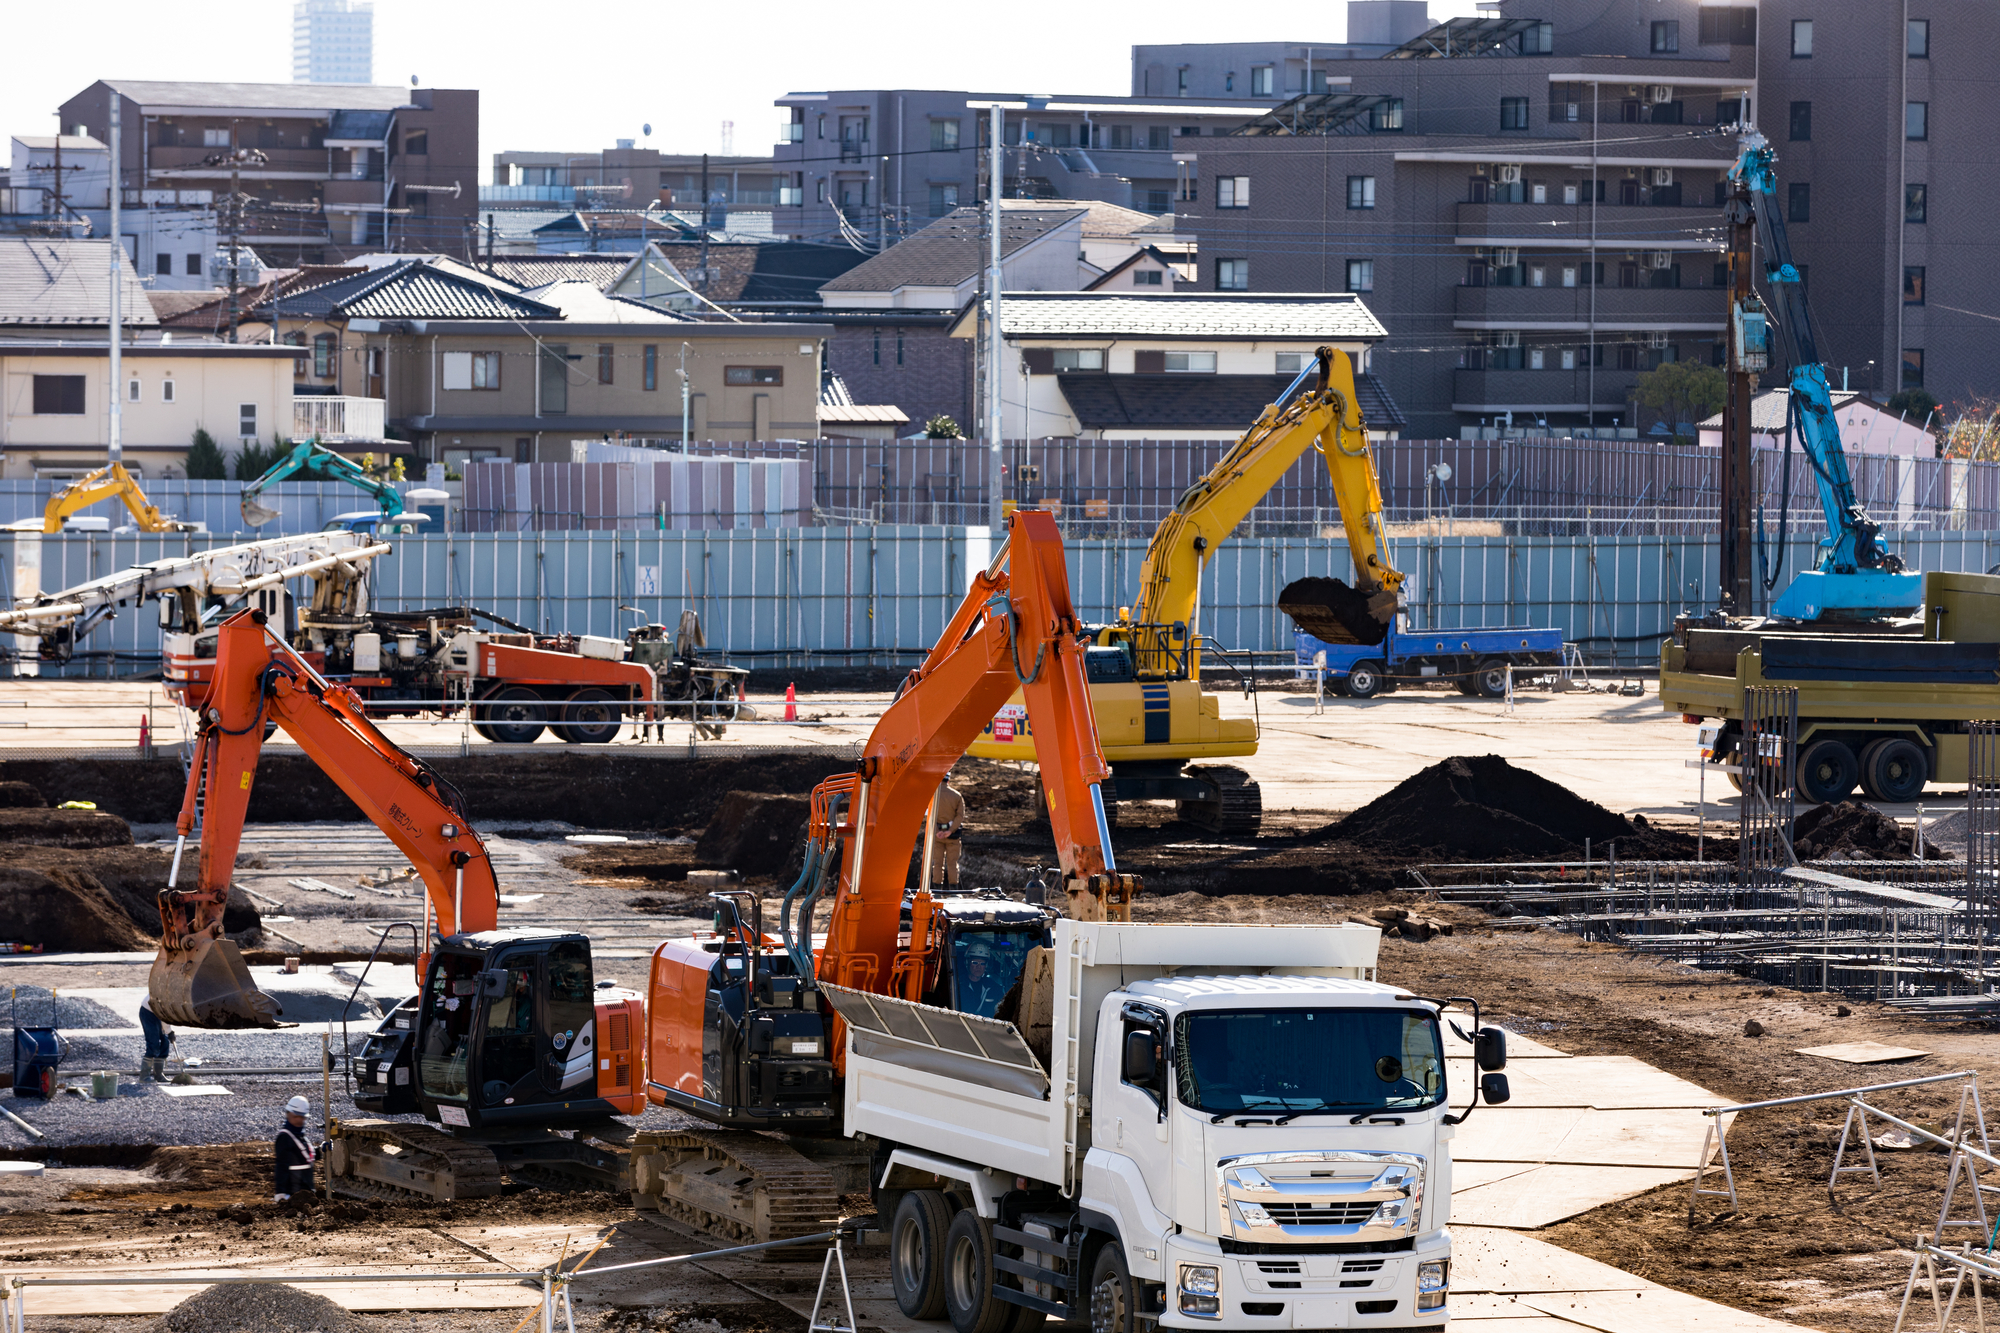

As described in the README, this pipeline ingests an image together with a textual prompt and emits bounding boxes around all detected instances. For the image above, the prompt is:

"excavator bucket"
[240,496,281,529]
[149,937,283,1028]
[1278,576,1392,647]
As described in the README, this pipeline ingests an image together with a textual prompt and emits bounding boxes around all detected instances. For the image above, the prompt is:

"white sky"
[5,1,1484,184]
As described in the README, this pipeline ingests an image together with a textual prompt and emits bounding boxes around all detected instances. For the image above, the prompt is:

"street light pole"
[986,104,1004,532]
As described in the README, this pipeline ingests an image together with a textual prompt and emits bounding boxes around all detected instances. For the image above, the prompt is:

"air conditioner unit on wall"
[1649,85,1673,104]
[1651,168,1674,187]
[1647,331,1669,349]
[1647,250,1672,269]
[1497,164,1523,185]
[1497,331,1521,348]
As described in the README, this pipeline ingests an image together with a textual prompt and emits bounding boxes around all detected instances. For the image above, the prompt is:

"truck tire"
[1089,1243,1137,1333]
[891,1190,952,1320]
[1346,660,1386,699]
[1796,738,1860,805]
[1862,737,1928,803]
[944,1210,1028,1333]
[1471,658,1511,699]
[557,688,622,744]
[477,687,545,744]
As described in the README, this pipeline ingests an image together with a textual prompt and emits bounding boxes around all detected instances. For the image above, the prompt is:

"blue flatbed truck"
[1293,623,1566,699]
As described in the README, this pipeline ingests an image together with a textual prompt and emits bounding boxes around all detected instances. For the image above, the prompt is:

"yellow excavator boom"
[42,462,194,533]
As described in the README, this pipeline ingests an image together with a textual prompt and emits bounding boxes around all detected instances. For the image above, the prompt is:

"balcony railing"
[1455,284,1726,324]
[1453,367,1640,409]
[293,396,385,445]
[779,124,804,143]
[147,146,330,177]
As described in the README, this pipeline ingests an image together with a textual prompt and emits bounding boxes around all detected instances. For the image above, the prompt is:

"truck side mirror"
[476,969,509,999]
[1474,1026,1507,1072]
[1123,1029,1157,1083]
[1480,1072,1511,1105]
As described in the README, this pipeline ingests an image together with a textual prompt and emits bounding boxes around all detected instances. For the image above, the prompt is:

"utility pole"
[698,153,711,296]
[678,343,691,450]
[877,154,888,252]
[52,127,62,217]
[225,123,242,344]
[1720,155,1758,617]
[485,211,495,264]
[986,104,1004,531]
[108,97,121,466]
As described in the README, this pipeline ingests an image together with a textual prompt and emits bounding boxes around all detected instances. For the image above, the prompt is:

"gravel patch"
[147,1281,367,1333]
[3,986,132,1030]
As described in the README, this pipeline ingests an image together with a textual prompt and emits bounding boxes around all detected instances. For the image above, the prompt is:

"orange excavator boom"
[152,607,500,1027]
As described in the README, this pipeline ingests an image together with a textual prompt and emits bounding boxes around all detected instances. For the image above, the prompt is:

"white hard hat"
[285,1096,310,1115]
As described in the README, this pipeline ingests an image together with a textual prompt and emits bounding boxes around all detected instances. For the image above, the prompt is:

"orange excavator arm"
[151,607,500,1027]
[815,509,1134,997]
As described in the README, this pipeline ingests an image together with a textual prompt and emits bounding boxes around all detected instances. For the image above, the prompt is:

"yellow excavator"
[968,346,1405,835]
[40,463,199,533]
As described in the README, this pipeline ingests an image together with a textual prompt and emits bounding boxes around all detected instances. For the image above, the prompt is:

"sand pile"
[147,1281,366,1333]
[1793,800,1947,861]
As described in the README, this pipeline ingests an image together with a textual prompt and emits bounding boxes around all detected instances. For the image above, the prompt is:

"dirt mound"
[0,807,132,847]
[147,1281,366,1333]
[1324,755,1634,858]
[0,845,257,945]
[1794,800,1946,861]
[0,782,45,808]
[696,791,810,877]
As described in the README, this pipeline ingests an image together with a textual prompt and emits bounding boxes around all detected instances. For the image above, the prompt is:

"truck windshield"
[1172,1008,1444,1115]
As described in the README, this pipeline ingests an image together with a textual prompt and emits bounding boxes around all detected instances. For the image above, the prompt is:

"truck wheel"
[477,687,545,744]
[1346,660,1386,699]
[1471,658,1511,699]
[1089,1243,1136,1333]
[557,688,622,744]
[891,1190,952,1320]
[1796,738,1860,805]
[1862,737,1929,803]
[944,1210,1024,1333]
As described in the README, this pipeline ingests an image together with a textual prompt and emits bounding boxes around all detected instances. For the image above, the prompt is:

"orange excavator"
[156,509,1130,1218]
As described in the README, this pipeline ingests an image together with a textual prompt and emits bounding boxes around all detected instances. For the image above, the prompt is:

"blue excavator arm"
[1728,133,1920,621]
[240,440,405,529]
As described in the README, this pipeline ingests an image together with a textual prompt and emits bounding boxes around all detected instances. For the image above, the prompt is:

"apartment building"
[1160,0,2000,436]
[293,0,374,86]
[57,80,478,266]
[487,147,787,225]
[769,88,1283,247]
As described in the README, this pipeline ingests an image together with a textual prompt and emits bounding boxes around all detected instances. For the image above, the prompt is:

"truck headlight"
[1179,1265,1219,1295]
[1417,1260,1448,1312]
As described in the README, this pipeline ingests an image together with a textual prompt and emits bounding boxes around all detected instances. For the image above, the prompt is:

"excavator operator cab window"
[479,952,539,1104]
[1084,645,1137,684]
[949,926,1040,1018]
[417,951,483,1101]
[544,939,597,1095]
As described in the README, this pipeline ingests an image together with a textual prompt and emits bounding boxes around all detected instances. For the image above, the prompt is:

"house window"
[238,403,258,439]
[1561,348,1577,370]
[1788,182,1810,222]
[1909,18,1929,56]
[1562,264,1577,288]
[1177,67,1189,96]
[1700,6,1758,44]
[1134,268,1163,286]
[1368,98,1404,131]
[1651,20,1679,52]
[1346,175,1375,209]
[1345,259,1374,291]
[1225,72,1235,93]
[815,179,826,203]
[1215,176,1250,208]
[597,345,614,384]
[1905,267,1926,304]
[186,253,201,275]
[1276,352,1304,374]
[1216,259,1248,290]
[643,344,658,391]
[405,130,428,155]
[313,333,335,378]
[31,375,84,415]
[928,184,959,216]
[1789,102,1811,141]
[1110,125,1132,149]
[1500,97,1529,131]
[1147,126,1170,150]
[202,128,229,147]
[1903,348,1925,387]
[155,253,172,276]
[1906,184,1927,223]
[126,378,141,403]
[725,365,782,385]
[1792,19,1812,56]
[162,378,176,403]
[1906,102,1928,140]
[872,330,880,366]
[1520,21,1554,53]
[1251,66,1273,97]
[930,119,959,151]
[1051,349,1104,371]
[896,333,904,366]
[1163,351,1216,373]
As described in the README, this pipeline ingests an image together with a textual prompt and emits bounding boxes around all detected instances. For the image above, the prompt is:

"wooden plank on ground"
[1794,1040,1931,1064]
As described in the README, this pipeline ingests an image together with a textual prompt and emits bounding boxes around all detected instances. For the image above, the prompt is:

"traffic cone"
[738,678,746,702]
[784,683,798,722]
[137,713,151,756]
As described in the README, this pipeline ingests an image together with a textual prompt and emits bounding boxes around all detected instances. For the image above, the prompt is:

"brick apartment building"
[58,80,478,265]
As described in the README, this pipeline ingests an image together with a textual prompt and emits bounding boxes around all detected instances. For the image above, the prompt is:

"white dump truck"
[826,920,1511,1333]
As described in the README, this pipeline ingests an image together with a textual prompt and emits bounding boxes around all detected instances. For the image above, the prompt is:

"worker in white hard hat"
[274,1095,317,1203]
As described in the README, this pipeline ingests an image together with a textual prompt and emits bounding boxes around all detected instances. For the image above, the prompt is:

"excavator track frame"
[325,1119,506,1203]
[630,1129,842,1245]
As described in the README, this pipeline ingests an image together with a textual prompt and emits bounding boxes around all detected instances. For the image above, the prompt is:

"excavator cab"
[406,929,633,1131]
[912,892,1051,1018]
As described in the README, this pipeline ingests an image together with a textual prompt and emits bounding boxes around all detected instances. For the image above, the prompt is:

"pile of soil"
[695,791,811,877]
[1321,755,1639,858]
[1794,799,1947,861]
[0,806,133,848]
[1277,576,1390,647]
[0,782,45,808]
[147,1281,365,1333]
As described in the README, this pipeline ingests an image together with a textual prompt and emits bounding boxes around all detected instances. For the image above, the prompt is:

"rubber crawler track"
[633,1129,839,1244]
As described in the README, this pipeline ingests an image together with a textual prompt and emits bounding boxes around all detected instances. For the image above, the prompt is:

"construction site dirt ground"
[0,681,1988,1330]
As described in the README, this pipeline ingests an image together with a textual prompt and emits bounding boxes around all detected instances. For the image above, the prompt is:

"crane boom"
[1729,131,1922,620]
[38,462,199,534]
[151,607,499,1027]
[240,440,406,529]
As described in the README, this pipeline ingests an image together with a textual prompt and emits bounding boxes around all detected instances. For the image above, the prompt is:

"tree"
[184,428,227,480]
[1634,361,1727,444]
[924,414,963,439]
[1887,388,1941,422]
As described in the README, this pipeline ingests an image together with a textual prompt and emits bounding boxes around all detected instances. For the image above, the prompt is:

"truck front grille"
[1261,1202,1380,1226]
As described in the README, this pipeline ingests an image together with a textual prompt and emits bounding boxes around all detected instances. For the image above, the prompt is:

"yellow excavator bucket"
[149,937,283,1028]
